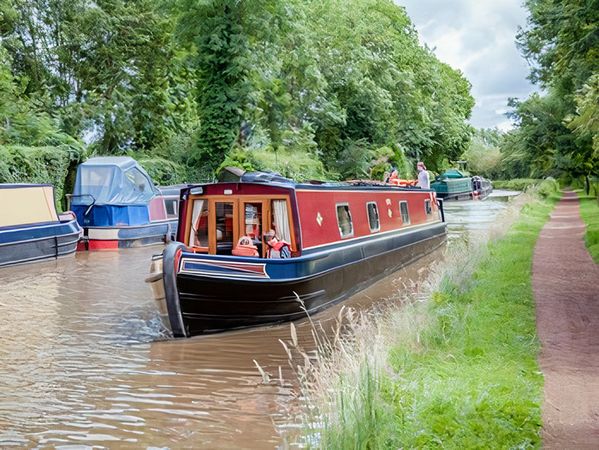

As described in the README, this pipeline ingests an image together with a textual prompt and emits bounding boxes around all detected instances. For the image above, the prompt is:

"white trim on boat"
[0,230,81,247]
[86,228,120,240]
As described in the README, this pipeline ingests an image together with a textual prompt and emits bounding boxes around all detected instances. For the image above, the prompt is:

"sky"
[399,0,537,131]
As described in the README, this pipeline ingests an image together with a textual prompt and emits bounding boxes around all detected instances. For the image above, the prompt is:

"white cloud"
[398,0,537,129]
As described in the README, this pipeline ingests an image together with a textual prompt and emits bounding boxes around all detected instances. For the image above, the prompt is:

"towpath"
[533,191,599,448]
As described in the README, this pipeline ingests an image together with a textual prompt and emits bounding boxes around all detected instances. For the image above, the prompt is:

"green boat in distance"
[431,169,493,200]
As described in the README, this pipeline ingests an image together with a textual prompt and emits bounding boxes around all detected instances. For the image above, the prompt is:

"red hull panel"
[86,240,119,251]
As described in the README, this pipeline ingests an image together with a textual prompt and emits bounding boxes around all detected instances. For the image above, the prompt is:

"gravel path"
[533,191,599,448]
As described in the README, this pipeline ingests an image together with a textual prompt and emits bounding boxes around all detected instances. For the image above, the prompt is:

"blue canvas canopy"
[72,157,158,206]
[71,157,159,227]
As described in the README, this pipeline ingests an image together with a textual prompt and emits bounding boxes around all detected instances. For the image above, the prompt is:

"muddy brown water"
[0,194,516,448]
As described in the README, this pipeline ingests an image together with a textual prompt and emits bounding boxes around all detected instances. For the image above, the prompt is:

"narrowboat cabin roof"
[182,173,436,194]
[0,184,59,228]
[158,184,189,197]
[437,169,470,179]
[214,167,435,192]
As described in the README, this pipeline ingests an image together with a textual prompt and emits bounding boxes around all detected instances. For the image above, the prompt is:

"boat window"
[165,199,178,218]
[425,199,433,216]
[336,204,353,238]
[367,202,380,232]
[272,200,292,243]
[125,168,154,196]
[189,199,209,247]
[399,201,410,224]
[244,203,262,240]
[215,202,235,254]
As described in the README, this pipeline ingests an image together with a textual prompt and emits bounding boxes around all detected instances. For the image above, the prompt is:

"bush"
[0,144,83,210]
[215,146,327,182]
[137,157,190,186]
[493,179,541,191]
[578,192,599,263]
[586,225,599,248]
[535,178,560,198]
[494,178,560,197]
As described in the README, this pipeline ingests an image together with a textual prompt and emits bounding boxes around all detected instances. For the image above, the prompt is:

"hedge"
[0,145,83,210]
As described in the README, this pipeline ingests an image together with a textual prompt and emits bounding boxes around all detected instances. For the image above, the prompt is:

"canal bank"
[292,182,559,448]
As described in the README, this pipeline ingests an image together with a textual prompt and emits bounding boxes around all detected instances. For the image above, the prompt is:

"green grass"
[385,200,555,448]
[301,194,558,449]
[577,192,599,263]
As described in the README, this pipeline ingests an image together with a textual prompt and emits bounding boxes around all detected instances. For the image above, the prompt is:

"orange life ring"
[232,236,259,257]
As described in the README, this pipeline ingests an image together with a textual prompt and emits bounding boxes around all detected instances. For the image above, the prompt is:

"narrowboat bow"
[149,173,447,337]
[0,184,82,267]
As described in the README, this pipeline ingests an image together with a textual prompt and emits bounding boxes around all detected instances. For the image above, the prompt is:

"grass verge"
[577,192,599,263]
[290,191,558,449]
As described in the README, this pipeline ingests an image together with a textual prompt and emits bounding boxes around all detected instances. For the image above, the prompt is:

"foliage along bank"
[1,0,475,188]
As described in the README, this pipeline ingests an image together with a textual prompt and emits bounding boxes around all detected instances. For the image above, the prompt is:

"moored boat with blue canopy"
[70,157,180,250]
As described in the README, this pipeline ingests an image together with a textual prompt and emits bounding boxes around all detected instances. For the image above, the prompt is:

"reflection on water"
[0,193,517,447]
[444,190,520,239]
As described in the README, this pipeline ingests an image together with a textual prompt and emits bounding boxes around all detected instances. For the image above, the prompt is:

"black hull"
[439,187,493,201]
[437,190,474,201]
[0,229,80,267]
[168,225,446,336]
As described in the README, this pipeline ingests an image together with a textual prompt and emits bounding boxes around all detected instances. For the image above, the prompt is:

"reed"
[283,191,556,448]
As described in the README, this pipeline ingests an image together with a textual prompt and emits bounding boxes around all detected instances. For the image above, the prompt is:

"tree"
[1,0,195,153]
[510,0,599,182]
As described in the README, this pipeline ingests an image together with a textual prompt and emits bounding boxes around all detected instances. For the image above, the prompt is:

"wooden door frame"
[185,194,296,255]
[208,197,239,255]
[238,198,270,258]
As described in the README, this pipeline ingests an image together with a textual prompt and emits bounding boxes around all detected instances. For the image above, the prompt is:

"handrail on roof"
[66,194,96,215]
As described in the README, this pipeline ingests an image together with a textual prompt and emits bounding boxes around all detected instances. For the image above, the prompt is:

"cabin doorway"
[241,200,268,257]
[210,199,270,257]
[211,201,237,255]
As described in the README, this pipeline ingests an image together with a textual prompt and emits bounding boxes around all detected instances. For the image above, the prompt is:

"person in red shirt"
[263,229,291,258]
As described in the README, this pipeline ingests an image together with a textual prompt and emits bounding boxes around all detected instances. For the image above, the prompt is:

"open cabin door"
[239,199,270,258]
[209,199,239,255]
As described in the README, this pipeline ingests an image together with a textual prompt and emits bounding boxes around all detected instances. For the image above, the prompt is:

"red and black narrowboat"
[150,172,446,337]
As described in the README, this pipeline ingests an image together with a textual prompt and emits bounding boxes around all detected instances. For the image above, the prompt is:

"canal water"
[0,192,519,448]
